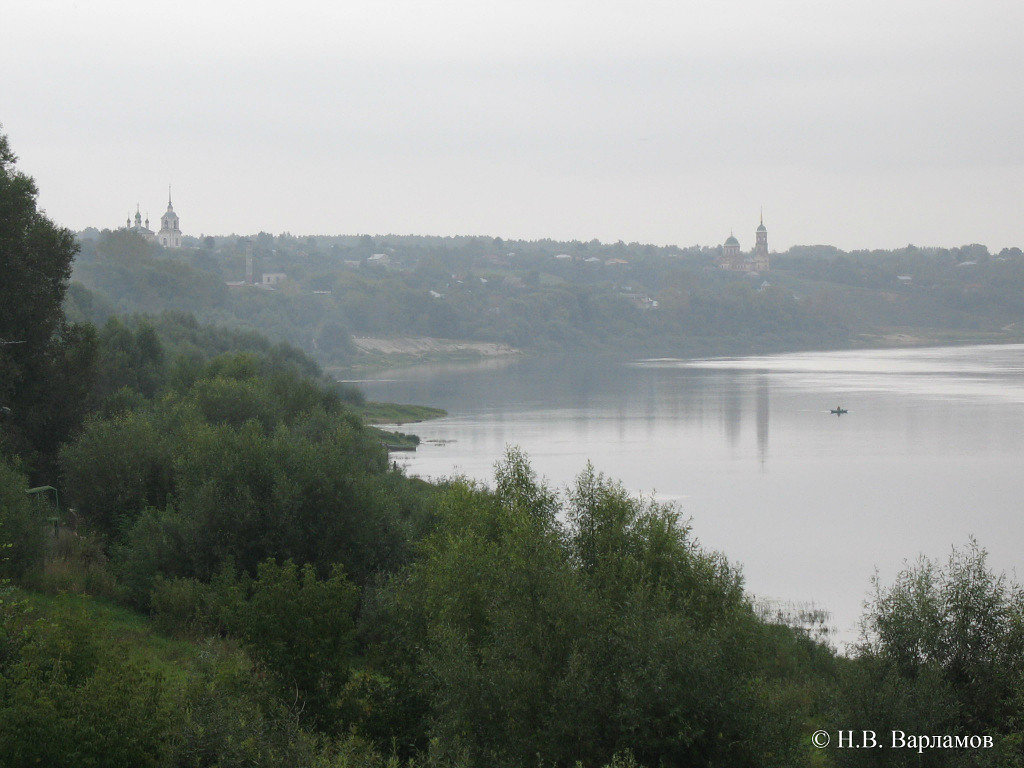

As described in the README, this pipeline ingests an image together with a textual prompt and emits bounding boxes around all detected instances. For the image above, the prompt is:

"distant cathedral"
[124,188,182,248]
[718,213,770,273]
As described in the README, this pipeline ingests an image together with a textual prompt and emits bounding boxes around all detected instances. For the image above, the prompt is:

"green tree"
[59,410,173,540]
[840,541,1024,767]
[0,129,97,477]
[94,318,167,400]
[369,450,812,767]
[229,559,359,725]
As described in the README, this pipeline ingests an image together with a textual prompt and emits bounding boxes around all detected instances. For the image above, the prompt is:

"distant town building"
[226,240,286,288]
[717,213,771,273]
[157,189,182,248]
[720,232,742,268]
[123,187,183,248]
[125,205,154,240]
[619,292,659,311]
[261,272,287,288]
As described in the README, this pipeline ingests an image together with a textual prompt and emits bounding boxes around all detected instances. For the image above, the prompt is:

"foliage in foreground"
[361,452,827,767]
[837,541,1024,767]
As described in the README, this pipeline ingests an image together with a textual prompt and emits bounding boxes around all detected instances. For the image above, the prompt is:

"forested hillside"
[71,227,1024,370]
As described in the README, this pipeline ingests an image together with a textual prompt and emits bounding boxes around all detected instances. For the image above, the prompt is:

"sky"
[3,0,1023,251]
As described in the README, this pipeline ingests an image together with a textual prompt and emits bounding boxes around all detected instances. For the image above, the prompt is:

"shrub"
[116,508,192,608]
[31,529,120,599]
[841,541,1024,767]
[150,558,359,727]
[149,574,207,634]
[0,459,47,578]
[59,412,172,539]
[0,607,167,768]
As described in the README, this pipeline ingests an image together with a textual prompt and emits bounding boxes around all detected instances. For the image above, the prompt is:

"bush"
[59,411,172,539]
[232,559,359,724]
[369,450,810,768]
[0,606,167,768]
[0,459,47,578]
[30,529,120,599]
[162,643,329,768]
[116,507,192,608]
[840,541,1024,767]
[149,574,207,634]
[151,558,359,727]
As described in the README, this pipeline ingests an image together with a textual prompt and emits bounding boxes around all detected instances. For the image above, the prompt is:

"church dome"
[756,223,766,232]
[725,234,740,246]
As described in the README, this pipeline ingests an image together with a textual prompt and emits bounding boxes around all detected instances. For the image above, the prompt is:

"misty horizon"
[4,0,1023,252]
[78,215,1018,255]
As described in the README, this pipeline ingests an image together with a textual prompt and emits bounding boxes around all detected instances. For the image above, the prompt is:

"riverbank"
[368,426,423,451]
[334,336,521,376]
[333,326,1024,380]
[355,402,448,452]
[356,401,448,425]
[852,326,1024,350]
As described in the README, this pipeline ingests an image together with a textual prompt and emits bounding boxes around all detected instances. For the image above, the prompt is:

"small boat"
[830,406,848,416]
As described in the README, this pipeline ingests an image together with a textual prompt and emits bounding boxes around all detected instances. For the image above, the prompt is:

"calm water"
[356,345,1024,646]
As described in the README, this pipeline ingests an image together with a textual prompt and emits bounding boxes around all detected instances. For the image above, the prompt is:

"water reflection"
[756,376,770,467]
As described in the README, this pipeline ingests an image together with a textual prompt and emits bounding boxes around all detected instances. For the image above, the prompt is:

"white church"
[125,188,183,248]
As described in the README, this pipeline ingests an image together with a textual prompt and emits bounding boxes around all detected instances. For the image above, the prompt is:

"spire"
[167,185,173,210]
[760,207,763,226]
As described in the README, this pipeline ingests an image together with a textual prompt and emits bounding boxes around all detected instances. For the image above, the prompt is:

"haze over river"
[357,344,1024,646]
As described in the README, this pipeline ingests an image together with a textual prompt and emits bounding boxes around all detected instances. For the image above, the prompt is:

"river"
[356,344,1024,646]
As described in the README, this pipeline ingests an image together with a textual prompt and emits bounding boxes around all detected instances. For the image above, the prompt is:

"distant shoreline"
[339,328,1024,377]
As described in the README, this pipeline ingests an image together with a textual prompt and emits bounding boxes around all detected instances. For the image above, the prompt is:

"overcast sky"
[3,0,1023,250]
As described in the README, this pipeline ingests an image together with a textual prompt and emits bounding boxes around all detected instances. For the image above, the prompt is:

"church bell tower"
[753,210,769,272]
[158,186,182,248]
